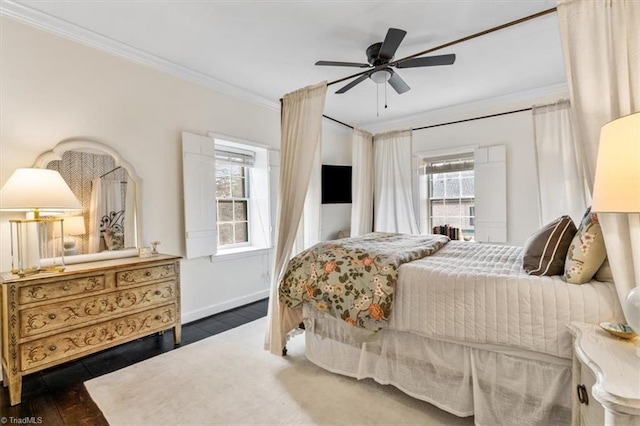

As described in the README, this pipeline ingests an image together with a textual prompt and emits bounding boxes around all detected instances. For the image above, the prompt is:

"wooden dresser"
[1,254,181,405]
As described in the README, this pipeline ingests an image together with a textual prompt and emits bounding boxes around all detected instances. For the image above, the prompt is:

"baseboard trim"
[181,289,270,324]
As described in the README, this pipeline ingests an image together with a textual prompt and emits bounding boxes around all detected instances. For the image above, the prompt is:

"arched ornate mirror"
[34,139,142,264]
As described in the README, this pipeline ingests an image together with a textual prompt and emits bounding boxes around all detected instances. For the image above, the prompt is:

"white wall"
[411,111,542,246]
[0,18,351,323]
[321,132,352,241]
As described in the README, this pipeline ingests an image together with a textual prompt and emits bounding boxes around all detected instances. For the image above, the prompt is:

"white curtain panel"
[123,180,136,249]
[88,178,102,253]
[350,128,374,237]
[265,81,327,355]
[558,0,640,315]
[373,129,420,234]
[88,179,123,253]
[532,100,588,224]
[293,142,322,254]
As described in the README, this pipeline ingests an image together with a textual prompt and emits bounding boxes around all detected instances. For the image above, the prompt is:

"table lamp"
[0,168,83,276]
[591,112,640,356]
[53,215,86,256]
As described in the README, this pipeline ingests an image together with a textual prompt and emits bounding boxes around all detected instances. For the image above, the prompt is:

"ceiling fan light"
[370,69,392,84]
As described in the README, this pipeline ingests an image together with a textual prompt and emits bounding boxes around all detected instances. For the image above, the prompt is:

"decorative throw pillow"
[523,215,577,276]
[104,229,125,251]
[564,207,607,284]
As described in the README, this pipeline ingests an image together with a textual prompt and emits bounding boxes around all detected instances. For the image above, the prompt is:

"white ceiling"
[4,0,565,130]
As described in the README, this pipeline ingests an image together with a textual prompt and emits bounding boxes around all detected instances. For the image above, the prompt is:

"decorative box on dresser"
[1,254,181,406]
[568,322,640,426]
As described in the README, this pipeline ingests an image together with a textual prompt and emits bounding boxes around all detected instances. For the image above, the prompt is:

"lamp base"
[9,218,65,278]
[63,240,77,256]
[624,287,640,359]
[11,265,65,278]
[11,267,39,278]
[40,265,65,273]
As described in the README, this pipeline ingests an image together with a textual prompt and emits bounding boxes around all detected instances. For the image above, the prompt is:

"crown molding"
[361,82,569,133]
[0,1,280,112]
[0,1,567,136]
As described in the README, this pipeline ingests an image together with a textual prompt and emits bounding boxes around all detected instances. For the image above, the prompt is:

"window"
[213,138,271,253]
[216,165,249,246]
[181,131,272,259]
[421,156,475,239]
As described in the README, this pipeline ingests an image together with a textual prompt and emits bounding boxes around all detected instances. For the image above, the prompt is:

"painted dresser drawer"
[2,254,182,406]
[19,280,176,338]
[116,263,176,287]
[18,274,106,305]
[20,305,177,370]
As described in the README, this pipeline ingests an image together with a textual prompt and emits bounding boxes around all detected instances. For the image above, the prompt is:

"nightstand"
[568,322,640,425]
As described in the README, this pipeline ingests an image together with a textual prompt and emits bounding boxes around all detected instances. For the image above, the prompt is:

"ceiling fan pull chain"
[385,81,388,109]
[376,83,380,117]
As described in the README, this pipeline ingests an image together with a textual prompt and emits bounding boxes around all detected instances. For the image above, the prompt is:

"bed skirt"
[302,309,572,426]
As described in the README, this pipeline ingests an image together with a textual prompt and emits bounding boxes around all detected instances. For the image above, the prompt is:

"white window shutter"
[182,131,217,259]
[474,145,507,243]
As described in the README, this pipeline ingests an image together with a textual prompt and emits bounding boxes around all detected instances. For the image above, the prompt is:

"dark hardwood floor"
[0,298,268,425]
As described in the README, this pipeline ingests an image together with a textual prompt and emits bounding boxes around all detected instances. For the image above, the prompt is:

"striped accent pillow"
[523,215,577,276]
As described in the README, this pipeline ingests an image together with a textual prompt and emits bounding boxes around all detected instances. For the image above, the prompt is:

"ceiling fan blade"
[388,70,410,94]
[396,53,456,68]
[336,73,370,94]
[315,60,370,68]
[378,28,407,60]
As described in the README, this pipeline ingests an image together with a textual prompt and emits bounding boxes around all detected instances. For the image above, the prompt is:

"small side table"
[568,322,640,425]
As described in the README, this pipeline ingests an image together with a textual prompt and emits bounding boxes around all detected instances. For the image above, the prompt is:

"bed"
[279,233,623,426]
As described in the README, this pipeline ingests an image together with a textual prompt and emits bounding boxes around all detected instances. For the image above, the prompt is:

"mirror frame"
[33,138,143,264]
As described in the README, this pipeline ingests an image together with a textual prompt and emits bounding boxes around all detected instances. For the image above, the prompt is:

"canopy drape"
[350,128,374,237]
[264,81,327,355]
[123,180,136,249]
[88,178,135,252]
[532,100,588,224]
[373,129,419,234]
[293,142,322,254]
[557,0,640,315]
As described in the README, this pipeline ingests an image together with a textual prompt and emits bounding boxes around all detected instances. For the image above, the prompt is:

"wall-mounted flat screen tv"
[321,165,352,204]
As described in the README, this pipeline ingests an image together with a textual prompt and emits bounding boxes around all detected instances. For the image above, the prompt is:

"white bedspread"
[390,241,623,359]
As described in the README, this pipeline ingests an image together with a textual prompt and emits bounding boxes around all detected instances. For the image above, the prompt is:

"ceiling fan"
[316,28,456,95]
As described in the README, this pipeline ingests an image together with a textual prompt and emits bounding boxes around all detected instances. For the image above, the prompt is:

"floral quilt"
[279,232,449,332]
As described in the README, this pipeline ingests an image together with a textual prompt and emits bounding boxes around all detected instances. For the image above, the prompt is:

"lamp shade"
[53,215,86,237]
[591,112,640,213]
[0,168,82,214]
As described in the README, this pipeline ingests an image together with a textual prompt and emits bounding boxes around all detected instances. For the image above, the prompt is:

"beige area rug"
[85,317,474,425]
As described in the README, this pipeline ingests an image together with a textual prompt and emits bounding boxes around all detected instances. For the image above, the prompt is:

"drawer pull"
[154,315,162,321]
[49,345,57,352]
[62,284,70,291]
[48,313,57,320]
[577,384,589,405]
[145,272,152,277]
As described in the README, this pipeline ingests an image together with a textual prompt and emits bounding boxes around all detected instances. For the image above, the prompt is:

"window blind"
[215,146,255,167]
[423,157,474,174]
